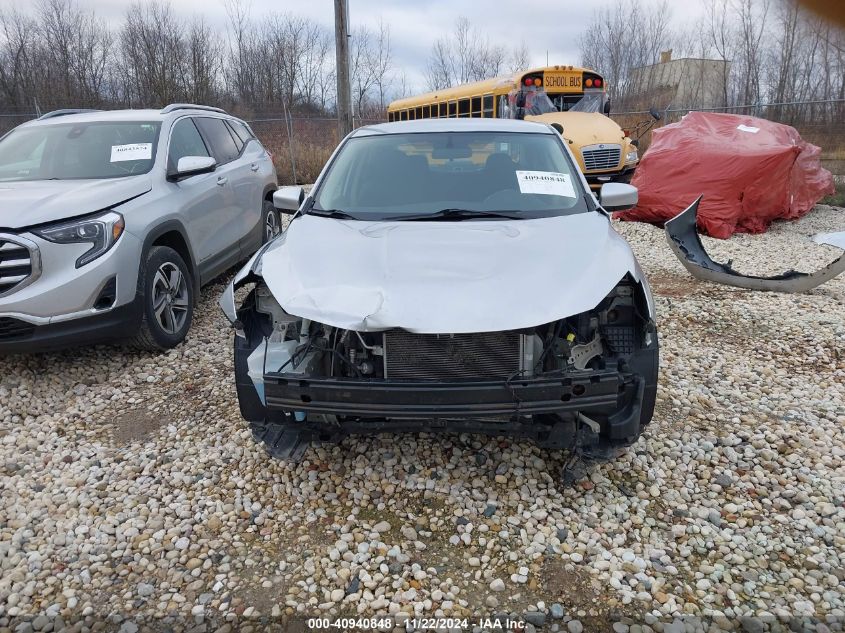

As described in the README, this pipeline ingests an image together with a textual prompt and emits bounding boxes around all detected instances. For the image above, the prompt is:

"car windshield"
[314,131,589,219]
[0,121,161,182]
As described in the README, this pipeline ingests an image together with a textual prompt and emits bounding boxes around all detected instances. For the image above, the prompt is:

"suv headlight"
[34,211,125,268]
[625,149,639,164]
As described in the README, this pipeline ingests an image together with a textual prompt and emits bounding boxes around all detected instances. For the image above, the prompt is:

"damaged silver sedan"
[220,119,659,460]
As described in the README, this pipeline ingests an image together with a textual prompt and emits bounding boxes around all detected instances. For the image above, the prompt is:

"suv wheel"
[263,200,281,243]
[132,246,194,351]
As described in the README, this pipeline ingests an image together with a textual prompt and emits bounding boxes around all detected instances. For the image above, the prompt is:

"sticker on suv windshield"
[110,143,153,162]
[516,171,576,197]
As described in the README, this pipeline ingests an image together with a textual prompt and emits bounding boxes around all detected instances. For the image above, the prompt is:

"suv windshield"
[0,121,161,182]
[314,131,588,220]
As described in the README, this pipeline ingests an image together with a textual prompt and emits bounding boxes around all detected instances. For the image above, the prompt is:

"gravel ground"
[1,206,844,633]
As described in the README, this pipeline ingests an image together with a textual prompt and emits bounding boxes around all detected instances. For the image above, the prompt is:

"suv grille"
[0,317,35,340]
[0,236,37,297]
[383,330,521,381]
[582,144,622,171]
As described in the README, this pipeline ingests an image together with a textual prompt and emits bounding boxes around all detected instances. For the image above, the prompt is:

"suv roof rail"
[38,109,103,120]
[160,103,227,115]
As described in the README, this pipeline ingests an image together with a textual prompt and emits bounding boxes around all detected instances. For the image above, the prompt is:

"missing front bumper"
[251,370,647,459]
[665,197,845,293]
[263,371,629,418]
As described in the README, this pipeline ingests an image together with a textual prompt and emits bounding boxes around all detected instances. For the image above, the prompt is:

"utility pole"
[334,0,353,139]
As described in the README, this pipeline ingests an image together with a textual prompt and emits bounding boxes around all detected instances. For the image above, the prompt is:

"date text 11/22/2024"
[307,616,529,629]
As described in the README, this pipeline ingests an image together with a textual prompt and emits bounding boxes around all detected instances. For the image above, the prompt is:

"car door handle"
[250,163,259,172]
[216,176,228,186]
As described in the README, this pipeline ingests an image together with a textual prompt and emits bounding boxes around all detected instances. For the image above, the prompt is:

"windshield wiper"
[307,208,358,220]
[383,208,522,221]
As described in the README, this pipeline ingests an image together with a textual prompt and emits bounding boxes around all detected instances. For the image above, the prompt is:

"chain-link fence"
[245,115,384,185]
[3,100,843,182]
[0,113,35,136]
[611,99,845,176]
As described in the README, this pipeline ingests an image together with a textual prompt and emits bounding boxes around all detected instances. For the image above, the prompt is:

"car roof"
[19,107,236,127]
[352,118,554,136]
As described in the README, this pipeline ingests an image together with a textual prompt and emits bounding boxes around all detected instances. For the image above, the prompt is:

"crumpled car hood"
[256,213,645,333]
[0,176,152,229]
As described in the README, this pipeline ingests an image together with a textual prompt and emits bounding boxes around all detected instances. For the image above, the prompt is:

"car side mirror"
[603,100,611,115]
[600,182,638,211]
[169,156,216,180]
[273,186,304,213]
[551,122,564,134]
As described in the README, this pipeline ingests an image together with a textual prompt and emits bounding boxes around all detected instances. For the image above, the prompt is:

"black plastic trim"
[262,371,632,418]
[0,297,143,354]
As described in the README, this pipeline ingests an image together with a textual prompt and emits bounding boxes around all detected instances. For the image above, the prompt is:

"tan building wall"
[629,53,731,109]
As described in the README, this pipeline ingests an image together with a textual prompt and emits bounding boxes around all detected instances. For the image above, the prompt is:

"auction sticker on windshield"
[516,171,576,198]
[110,143,152,162]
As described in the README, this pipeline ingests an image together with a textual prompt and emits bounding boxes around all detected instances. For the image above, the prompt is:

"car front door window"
[167,118,210,172]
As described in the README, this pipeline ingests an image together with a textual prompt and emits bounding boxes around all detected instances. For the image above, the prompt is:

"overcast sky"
[80,0,706,90]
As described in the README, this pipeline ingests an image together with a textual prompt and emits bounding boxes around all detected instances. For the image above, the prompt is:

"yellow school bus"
[387,66,639,190]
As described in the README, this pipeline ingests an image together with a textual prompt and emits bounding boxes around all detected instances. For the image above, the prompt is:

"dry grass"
[272,142,334,185]
[821,181,845,206]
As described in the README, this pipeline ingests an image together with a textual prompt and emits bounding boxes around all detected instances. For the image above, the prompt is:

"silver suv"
[0,104,278,353]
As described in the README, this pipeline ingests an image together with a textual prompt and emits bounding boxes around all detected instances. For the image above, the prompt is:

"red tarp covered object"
[617,111,835,239]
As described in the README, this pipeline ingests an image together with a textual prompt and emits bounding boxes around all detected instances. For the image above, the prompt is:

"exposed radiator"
[383,330,521,381]
[581,144,622,171]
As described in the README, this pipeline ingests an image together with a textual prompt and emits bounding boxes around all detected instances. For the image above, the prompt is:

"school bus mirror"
[551,123,564,135]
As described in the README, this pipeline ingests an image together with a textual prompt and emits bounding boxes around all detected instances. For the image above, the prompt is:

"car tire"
[262,200,281,244]
[131,246,194,351]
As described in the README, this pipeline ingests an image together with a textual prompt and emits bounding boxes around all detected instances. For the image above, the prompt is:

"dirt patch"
[648,272,698,298]
[234,569,287,617]
[538,558,633,630]
[111,409,167,444]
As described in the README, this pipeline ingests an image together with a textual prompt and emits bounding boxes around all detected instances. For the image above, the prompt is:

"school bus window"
[448,101,457,117]
[457,98,470,118]
[422,105,430,119]
[470,96,482,117]
[400,110,408,121]
[388,112,394,122]
[437,102,446,118]
[483,94,494,118]
[415,107,423,120]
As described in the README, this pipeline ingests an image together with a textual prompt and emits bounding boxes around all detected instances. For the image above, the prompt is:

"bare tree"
[348,21,397,118]
[425,17,507,90]
[508,41,530,74]
[349,26,376,117]
[119,2,189,106]
[579,0,674,102]
[183,17,222,104]
[0,7,39,110]
[370,20,393,112]
[705,0,735,106]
